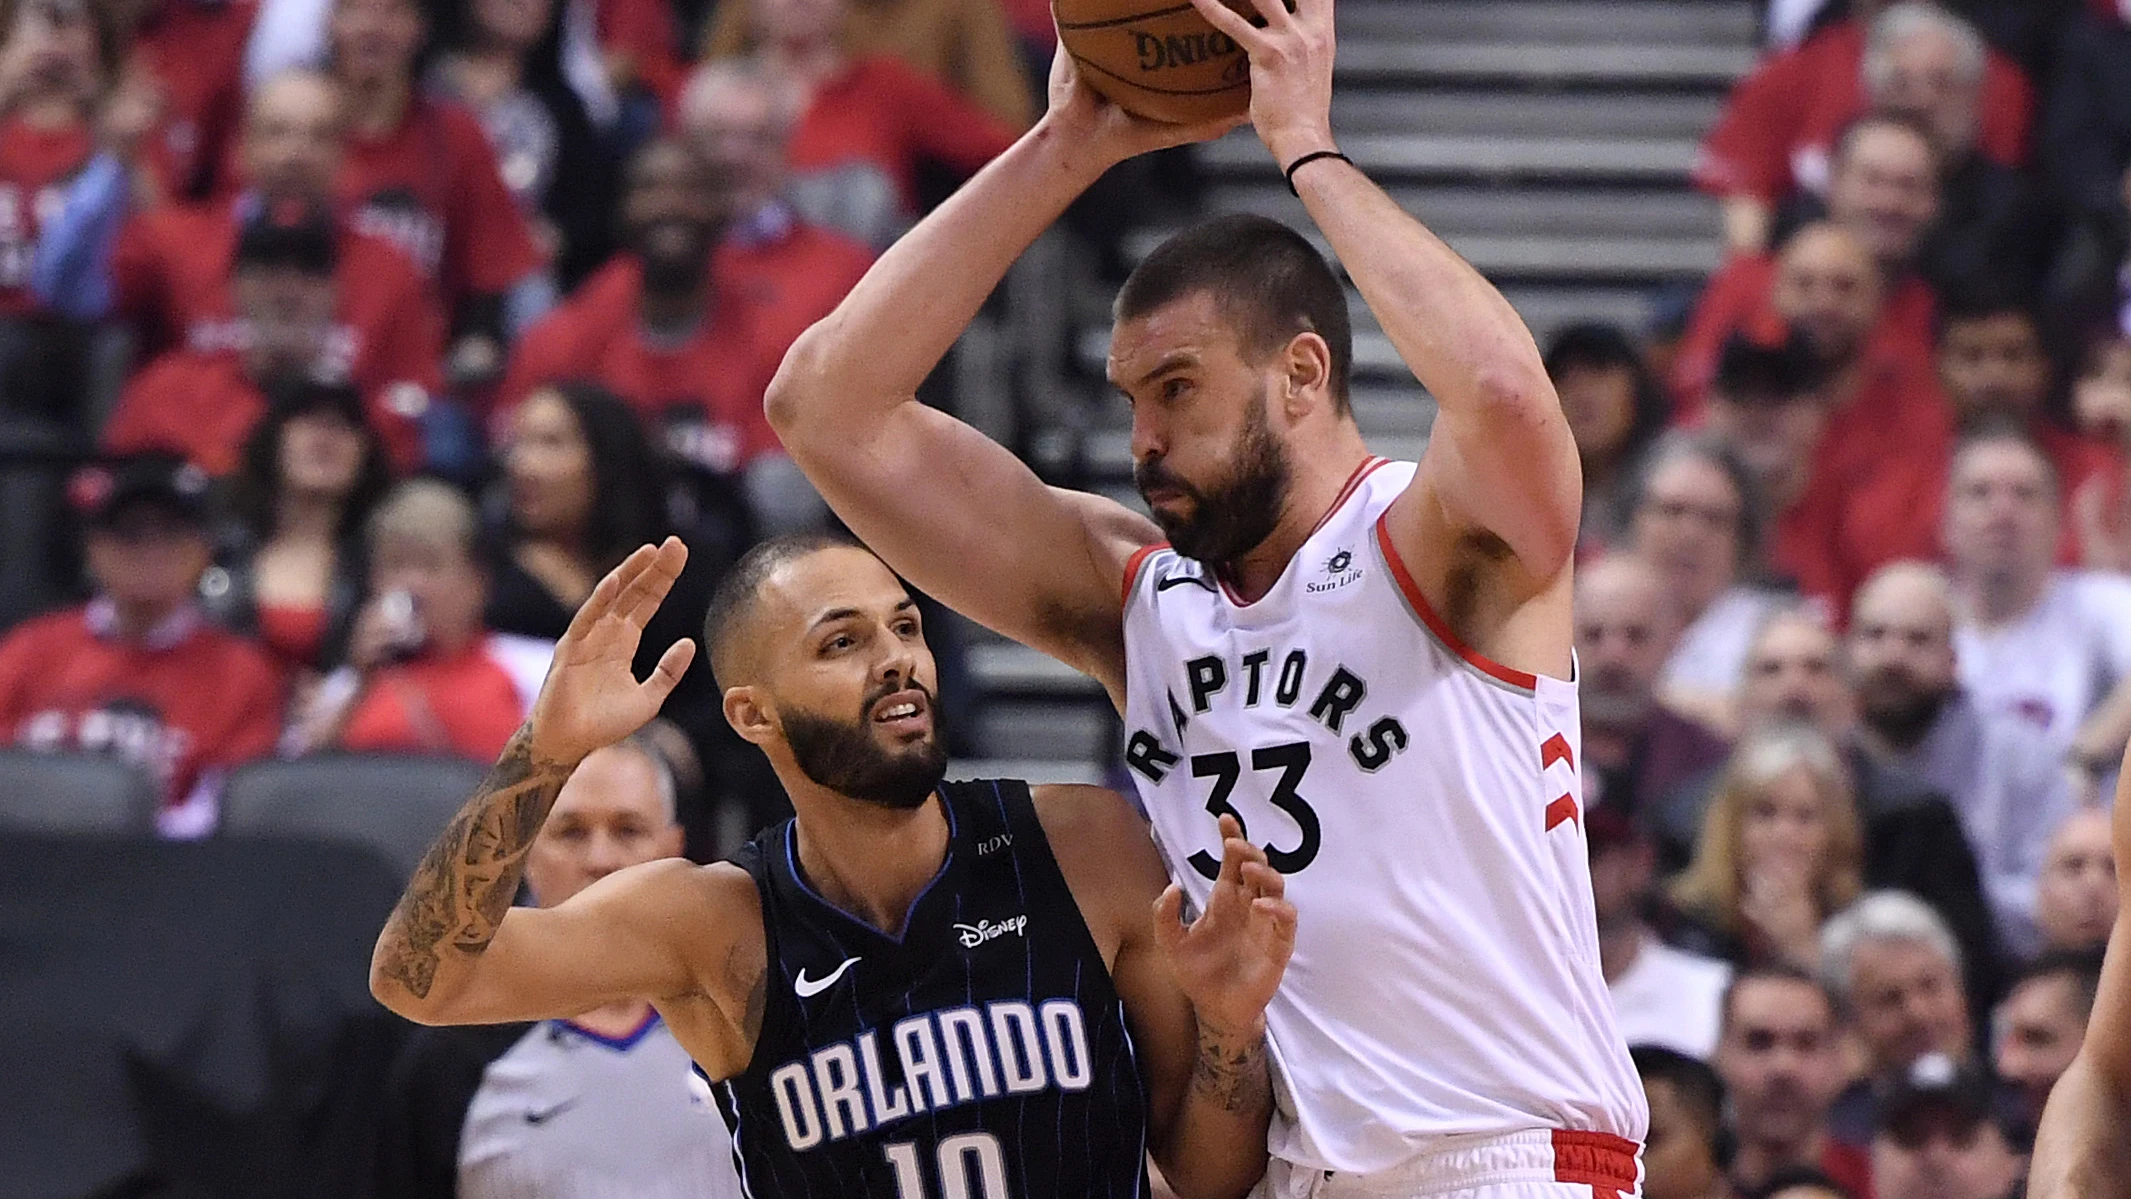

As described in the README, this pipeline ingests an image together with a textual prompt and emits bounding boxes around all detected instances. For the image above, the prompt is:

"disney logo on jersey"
[1306,548,1363,595]
[954,915,1028,948]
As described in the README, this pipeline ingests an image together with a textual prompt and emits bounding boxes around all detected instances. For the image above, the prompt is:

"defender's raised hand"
[1186,0,1338,168]
[527,537,696,767]
[1154,814,1298,1035]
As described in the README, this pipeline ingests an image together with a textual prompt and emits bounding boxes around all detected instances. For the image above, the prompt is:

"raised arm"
[370,541,759,1075]
[767,55,1238,695]
[1192,0,1582,588]
[2028,765,2131,1199]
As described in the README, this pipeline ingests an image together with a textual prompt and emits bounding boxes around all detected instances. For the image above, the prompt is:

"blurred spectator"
[488,382,726,749]
[1678,119,1944,418]
[1655,608,2003,1003]
[103,70,444,429]
[1593,806,1733,1058]
[593,0,686,115]
[1930,292,2119,566]
[1943,428,2131,753]
[1867,1056,2026,1199]
[2038,2,2131,330]
[376,735,743,1198]
[284,478,550,760]
[1546,324,1671,556]
[1670,724,1866,970]
[2031,807,2117,954]
[328,0,544,382]
[678,59,874,362]
[103,194,426,471]
[1846,562,2075,948]
[123,0,264,201]
[1992,948,2104,1126]
[1634,1045,1731,1199]
[209,379,390,676]
[0,452,280,836]
[1820,892,1985,1142]
[1746,1169,1855,1199]
[503,139,828,537]
[1625,435,1792,728]
[715,0,1016,248]
[701,0,1035,130]
[1576,554,1734,822]
[1714,966,1874,1197]
[429,0,627,293]
[2072,329,2131,447]
[1694,0,2033,258]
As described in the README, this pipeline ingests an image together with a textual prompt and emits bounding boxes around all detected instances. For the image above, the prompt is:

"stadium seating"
[0,750,160,835]
[219,752,488,878]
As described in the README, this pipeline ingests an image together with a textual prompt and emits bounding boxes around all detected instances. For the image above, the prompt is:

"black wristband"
[1283,149,1351,196]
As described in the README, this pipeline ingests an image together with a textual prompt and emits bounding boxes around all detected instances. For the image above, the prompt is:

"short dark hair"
[1115,214,1354,415]
[2009,947,2107,1020]
[703,530,870,688]
[1632,1044,1725,1138]
[1934,280,2044,345]
[1721,963,1835,1030]
[1543,322,1671,462]
[1712,333,1825,406]
[1747,1165,1854,1199]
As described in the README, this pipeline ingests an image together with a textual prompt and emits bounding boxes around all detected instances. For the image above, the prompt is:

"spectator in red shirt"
[328,0,544,381]
[1696,0,2034,258]
[726,0,1017,247]
[504,138,827,533]
[0,451,282,836]
[107,69,445,402]
[105,195,427,471]
[1676,115,1946,417]
[284,478,550,760]
[120,0,260,200]
[679,59,875,365]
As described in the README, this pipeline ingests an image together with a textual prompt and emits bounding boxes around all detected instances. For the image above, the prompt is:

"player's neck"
[1223,437,1372,602]
[790,792,951,938]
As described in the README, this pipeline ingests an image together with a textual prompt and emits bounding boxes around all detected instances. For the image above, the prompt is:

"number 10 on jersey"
[885,1132,1010,1198]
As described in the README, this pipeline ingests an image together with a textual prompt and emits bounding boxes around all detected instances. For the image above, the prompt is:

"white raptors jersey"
[1119,458,1647,1173]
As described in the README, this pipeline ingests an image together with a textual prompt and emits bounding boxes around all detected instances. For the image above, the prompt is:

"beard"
[632,218,715,294]
[781,681,949,811]
[1859,673,1951,748]
[1133,386,1292,568]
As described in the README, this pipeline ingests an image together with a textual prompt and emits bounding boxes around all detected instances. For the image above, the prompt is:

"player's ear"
[1283,331,1334,418]
[723,686,776,746]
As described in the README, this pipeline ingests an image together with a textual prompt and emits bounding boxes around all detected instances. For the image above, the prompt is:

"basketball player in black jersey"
[372,534,1297,1199]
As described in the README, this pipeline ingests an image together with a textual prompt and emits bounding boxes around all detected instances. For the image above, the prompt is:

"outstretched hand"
[1154,814,1298,1035]
[1186,0,1338,167]
[1041,44,1246,170]
[527,537,696,767]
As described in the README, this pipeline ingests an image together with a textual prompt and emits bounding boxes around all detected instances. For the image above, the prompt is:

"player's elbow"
[763,328,826,443]
[369,944,465,1026]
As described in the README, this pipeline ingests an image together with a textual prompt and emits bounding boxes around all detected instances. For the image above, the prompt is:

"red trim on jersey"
[1541,732,1575,771]
[1373,514,1541,691]
[1121,542,1168,605]
[1552,1130,1640,1197]
[1545,793,1581,832]
[1215,456,1390,607]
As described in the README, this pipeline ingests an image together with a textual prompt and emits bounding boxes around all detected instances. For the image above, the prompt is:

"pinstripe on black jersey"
[708,779,1149,1199]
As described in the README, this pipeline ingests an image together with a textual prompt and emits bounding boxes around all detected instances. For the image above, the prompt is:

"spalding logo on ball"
[1054,0,1263,124]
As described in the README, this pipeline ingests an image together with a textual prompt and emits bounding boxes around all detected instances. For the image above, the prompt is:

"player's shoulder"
[1027,783,1168,904]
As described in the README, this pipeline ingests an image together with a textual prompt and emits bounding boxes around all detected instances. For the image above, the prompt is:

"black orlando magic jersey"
[711,779,1149,1199]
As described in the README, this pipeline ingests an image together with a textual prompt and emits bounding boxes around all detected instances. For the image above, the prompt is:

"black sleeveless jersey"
[711,779,1150,1199]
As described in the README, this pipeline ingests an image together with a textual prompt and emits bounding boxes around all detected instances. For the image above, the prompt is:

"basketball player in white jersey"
[766,0,1649,1193]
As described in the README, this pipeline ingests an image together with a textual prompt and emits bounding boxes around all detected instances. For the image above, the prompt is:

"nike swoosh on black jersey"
[793,955,861,998]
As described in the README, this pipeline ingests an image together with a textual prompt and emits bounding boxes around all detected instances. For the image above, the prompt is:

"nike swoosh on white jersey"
[793,956,861,998]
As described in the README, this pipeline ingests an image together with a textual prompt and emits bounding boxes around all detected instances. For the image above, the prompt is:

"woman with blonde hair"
[1668,724,1866,969]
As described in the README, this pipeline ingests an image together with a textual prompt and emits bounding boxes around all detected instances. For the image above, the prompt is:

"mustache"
[862,676,932,720]
[1133,457,1193,498]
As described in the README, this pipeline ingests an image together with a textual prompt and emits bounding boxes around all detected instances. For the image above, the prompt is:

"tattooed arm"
[1037,787,1292,1199]
[370,541,760,1074]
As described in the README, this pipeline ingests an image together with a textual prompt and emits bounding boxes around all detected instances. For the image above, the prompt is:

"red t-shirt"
[1822,1140,1875,1199]
[0,603,282,810]
[788,55,1018,218]
[104,349,424,474]
[337,95,544,305]
[718,216,875,368]
[500,257,783,471]
[1670,251,1938,421]
[337,639,527,761]
[0,118,93,318]
[131,0,259,199]
[1694,20,2034,204]
[110,195,446,398]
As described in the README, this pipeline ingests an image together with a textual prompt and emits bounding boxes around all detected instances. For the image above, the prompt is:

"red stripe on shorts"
[1552,1130,1640,1199]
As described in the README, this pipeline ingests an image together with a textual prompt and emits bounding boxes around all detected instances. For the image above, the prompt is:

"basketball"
[1053,0,1257,125]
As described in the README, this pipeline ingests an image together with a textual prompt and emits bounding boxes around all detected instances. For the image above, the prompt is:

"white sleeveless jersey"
[1119,458,1647,1173]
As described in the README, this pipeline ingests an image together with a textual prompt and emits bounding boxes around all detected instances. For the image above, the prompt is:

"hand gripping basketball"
[526,537,696,767]
[1185,0,1339,168]
[1154,814,1299,1035]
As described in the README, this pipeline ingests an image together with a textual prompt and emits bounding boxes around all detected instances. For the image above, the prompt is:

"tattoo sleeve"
[1189,1022,1270,1115]
[374,726,573,1000]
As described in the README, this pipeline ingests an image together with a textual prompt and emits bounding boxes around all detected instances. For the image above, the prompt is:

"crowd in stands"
[0,0,2127,1196]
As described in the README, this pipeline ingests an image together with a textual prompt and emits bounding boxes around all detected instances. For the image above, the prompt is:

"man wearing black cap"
[0,452,283,836]
[103,195,425,473]
[1870,1054,2026,1199]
